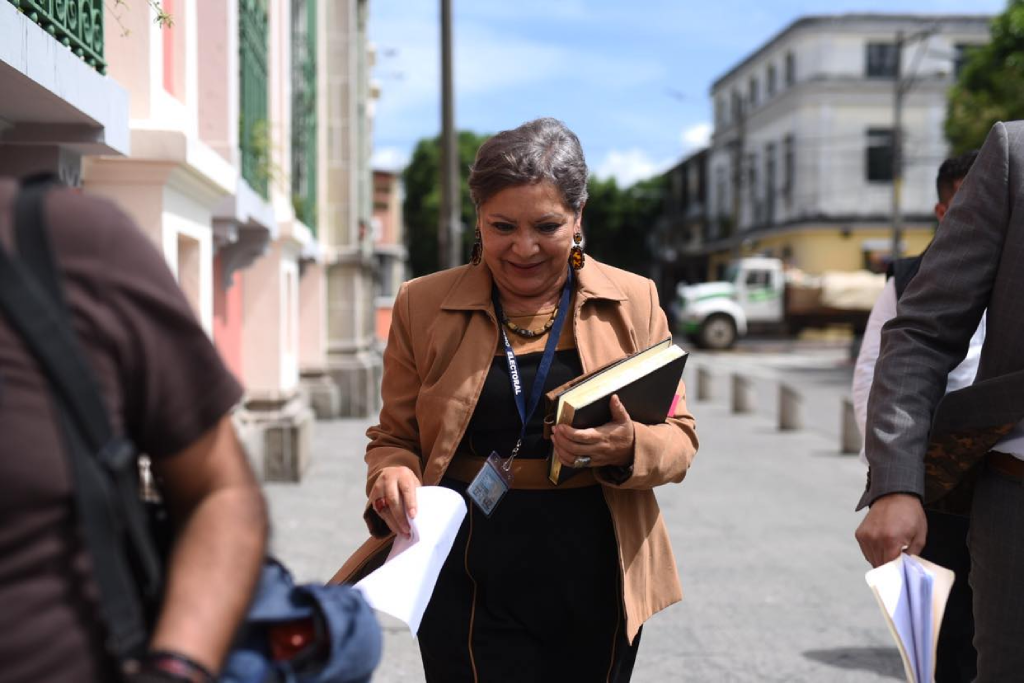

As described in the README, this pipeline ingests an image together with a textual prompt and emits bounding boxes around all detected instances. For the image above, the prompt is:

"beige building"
[371,169,407,346]
[322,0,381,418]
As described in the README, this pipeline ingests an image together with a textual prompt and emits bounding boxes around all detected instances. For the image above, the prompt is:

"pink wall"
[375,305,392,344]
[373,171,397,245]
[213,254,244,382]
[162,0,178,98]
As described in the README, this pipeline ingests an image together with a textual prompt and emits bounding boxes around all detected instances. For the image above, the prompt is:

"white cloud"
[594,149,674,187]
[371,146,410,172]
[681,122,712,151]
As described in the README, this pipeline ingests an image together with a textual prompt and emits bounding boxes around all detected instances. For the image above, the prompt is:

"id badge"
[467,451,513,517]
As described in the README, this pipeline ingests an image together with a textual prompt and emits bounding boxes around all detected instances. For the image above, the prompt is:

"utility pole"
[439,0,460,270]
[891,25,937,263]
[730,96,746,260]
[891,31,905,263]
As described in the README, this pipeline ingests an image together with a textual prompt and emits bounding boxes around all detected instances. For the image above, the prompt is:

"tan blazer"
[331,258,699,642]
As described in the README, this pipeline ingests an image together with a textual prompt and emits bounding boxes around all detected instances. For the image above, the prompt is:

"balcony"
[239,0,269,198]
[0,0,128,175]
[290,0,317,232]
[6,0,106,73]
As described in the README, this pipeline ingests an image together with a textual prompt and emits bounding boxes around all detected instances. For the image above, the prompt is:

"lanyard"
[491,267,574,469]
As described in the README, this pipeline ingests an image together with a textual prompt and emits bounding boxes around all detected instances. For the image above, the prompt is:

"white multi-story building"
[705,13,991,279]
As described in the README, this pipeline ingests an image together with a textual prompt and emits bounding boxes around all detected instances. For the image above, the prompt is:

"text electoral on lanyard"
[465,266,574,516]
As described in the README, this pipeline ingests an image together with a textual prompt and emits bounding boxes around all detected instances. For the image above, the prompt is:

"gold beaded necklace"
[500,307,559,338]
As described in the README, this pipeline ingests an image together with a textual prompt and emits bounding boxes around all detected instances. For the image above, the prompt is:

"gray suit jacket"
[859,120,1024,510]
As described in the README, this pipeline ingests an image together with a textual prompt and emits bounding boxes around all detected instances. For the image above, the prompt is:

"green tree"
[946,1,1024,153]
[403,131,490,277]
[584,175,666,276]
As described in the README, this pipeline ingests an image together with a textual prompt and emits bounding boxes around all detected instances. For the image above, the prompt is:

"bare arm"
[149,415,267,674]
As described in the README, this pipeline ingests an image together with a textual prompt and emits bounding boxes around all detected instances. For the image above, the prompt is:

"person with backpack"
[0,178,267,682]
[852,150,979,683]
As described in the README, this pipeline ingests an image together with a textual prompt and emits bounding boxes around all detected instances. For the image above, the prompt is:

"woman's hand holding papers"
[369,465,420,539]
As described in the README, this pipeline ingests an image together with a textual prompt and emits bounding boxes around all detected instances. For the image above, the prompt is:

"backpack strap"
[0,184,158,665]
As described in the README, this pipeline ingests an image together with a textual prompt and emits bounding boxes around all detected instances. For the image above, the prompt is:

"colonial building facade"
[1,0,382,479]
[371,169,407,347]
[704,14,991,280]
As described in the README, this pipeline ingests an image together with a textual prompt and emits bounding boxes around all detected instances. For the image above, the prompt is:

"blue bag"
[222,560,382,683]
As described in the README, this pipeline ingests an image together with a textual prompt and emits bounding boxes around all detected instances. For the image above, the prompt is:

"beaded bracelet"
[141,650,216,683]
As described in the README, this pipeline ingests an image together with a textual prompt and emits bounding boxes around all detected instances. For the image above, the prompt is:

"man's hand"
[855,493,928,567]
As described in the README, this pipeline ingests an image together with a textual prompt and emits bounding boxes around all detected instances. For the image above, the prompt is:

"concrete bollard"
[696,366,711,402]
[778,384,803,431]
[731,373,754,414]
[840,397,861,455]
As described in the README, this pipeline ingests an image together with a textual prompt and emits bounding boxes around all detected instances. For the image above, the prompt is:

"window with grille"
[783,135,794,199]
[866,42,898,78]
[866,129,895,182]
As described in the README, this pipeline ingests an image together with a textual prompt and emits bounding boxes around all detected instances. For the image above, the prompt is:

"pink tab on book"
[668,393,681,416]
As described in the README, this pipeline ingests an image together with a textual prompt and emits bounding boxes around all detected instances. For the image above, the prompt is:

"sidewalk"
[264,371,903,682]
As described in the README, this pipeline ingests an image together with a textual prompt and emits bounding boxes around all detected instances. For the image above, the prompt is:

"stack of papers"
[355,486,467,634]
[864,554,955,683]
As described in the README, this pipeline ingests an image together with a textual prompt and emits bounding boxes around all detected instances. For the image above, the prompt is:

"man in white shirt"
[852,150,978,683]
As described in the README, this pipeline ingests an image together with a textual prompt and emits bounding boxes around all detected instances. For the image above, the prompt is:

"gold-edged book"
[544,337,688,485]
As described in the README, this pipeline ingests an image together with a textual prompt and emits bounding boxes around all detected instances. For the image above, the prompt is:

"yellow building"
[706,224,935,280]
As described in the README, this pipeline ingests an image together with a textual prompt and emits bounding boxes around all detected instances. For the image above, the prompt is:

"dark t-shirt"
[0,180,243,682]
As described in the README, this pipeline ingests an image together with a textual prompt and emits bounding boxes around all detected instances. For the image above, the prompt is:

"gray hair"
[468,118,589,213]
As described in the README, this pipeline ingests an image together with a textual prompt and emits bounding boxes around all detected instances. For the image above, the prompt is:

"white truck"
[674,256,885,350]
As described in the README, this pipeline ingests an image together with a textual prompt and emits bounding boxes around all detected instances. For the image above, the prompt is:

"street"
[264,343,906,682]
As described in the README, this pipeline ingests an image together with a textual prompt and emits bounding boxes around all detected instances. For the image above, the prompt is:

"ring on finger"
[572,455,592,469]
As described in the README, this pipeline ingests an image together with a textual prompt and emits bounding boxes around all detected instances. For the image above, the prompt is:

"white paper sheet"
[354,486,467,635]
[904,557,934,683]
[865,553,954,683]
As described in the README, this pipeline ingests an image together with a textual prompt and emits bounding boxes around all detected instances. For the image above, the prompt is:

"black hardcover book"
[545,338,689,484]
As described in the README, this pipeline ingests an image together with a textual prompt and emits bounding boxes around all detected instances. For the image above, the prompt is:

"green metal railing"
[291,0,317,232]
[239,0,269,198]
[8,0,107,73]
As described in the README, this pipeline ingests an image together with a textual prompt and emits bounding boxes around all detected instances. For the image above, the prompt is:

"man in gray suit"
[856,120,1024,681]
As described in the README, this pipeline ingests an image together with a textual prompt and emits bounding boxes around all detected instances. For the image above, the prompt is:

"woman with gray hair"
[333,117,698,682]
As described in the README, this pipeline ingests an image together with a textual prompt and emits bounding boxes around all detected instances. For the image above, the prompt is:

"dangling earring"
[569,231,585,270]
[471,227,482,266]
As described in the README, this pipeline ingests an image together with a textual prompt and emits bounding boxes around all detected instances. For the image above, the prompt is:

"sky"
[368,0,1007,187]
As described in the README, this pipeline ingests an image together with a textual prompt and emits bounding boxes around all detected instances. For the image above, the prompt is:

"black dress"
[417,346,642,683]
